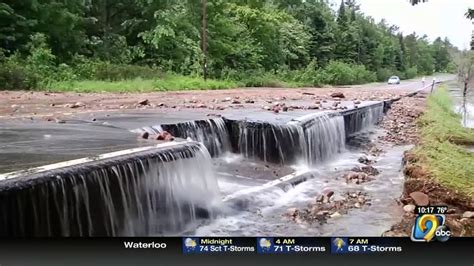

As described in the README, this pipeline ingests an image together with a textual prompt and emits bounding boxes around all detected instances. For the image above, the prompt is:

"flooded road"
[0,77,450,236]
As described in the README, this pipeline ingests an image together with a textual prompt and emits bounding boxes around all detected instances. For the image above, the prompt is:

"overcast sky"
[332,0,473,49]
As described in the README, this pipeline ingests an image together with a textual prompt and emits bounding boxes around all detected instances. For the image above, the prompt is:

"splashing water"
[194,144,409,237]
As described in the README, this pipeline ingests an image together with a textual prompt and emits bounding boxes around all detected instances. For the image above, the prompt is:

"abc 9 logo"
[413,215,451,242]
[434,225,451,242]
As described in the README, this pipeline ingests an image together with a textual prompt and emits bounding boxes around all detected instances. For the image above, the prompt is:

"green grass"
[235,72,312,88]
[414,86,474,197]
[47,75,238,93]
[46,74,313,93]
[237,78,306,88]
[418,87,474,144]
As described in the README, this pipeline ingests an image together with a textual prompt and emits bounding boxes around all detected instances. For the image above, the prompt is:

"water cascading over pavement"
[232,113,346,167]
[343,103,384,136]
[0,141,221,237]
[132,103,383,168]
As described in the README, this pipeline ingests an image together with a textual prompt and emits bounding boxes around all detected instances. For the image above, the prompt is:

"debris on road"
[138,99,149,106]
[330,92,345,98]
[156,131,175,141]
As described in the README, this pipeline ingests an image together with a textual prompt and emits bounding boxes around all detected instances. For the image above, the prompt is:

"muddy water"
[193,130,409,237]
[458,102,474,128]
[448,81,474,129]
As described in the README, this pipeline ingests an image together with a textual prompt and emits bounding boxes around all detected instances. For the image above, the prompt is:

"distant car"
[388,76,400,85]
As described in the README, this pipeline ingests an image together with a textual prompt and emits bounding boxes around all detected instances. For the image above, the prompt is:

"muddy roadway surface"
[0,76,452,120]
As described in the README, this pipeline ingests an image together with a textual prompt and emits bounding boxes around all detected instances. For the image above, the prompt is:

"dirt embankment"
[381,91,474,237]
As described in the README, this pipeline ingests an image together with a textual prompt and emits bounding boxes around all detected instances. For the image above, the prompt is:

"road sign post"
[430,78,436,94]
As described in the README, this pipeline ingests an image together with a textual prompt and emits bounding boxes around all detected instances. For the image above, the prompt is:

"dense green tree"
[334,0,358,63]
[0,0,458,85]
[0,2,37,55]
[432,37,451,72]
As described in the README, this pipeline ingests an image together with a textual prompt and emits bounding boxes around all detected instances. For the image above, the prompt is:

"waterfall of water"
[0,142,221,237]
[233,114,346,166]
[344,103,384,136]
[133,118,230,157]
[297,114,346,165]
[234,122,301,164]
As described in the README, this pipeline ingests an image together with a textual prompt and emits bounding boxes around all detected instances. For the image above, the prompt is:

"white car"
[388,76,400,85]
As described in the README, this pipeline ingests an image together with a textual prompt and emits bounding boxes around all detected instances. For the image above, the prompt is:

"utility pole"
[201,0,208,81]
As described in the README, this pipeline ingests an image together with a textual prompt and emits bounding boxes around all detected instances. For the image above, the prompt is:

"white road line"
[222,169,311,202]
[0,140,192,181]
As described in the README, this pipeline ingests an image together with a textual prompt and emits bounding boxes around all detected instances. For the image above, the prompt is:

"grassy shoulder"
[412,87,474,197]
[47,75,238,93]
[3,51,421,92]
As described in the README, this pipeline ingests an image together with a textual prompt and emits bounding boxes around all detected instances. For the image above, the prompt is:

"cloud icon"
[185,238,197,248]
[259,238,271,248]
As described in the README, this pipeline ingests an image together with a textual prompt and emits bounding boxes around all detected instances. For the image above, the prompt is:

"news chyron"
[182,207,453,255]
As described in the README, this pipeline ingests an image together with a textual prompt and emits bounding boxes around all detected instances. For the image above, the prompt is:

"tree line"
[0,0,461,90]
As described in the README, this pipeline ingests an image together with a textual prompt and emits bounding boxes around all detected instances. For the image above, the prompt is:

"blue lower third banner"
[182,237,256,254]
[331,237,403,254]
[257,237,327,254]
[181,237,458,255]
